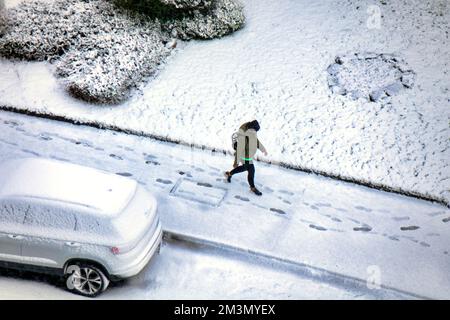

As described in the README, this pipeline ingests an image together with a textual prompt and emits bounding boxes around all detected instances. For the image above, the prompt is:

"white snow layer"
[0,0,449,205]
[1,111,449,299]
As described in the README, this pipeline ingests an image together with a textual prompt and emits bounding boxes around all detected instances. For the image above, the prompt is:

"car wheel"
[65,263,110,297]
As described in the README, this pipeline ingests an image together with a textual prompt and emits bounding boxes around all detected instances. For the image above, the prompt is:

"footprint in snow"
[109,154,123,160]
[197,182,213,188]
[4,120,19,126]
[156,179,172,185]
[235,195,250,202]
[355,206,372,212]
[282,199,291,205]
[428,211,446,217]
[426,233,439,237]
[116,172,133,177]
[353,226,372,232]
[316,203,332,208]
[144,154,158,160]
[50,156,69,162]
[392,216,410,222]
[39,135,52,141]
[310,205,319,210]
[419,242,430,248]
[270,208,286,215]
[309,224,327,231]
[0,138,17,146]
[21,149,40,156]
[400,226,420,231]
[75,140,92,148]
[442,217,450,223]
[278,190,295,196]
[145,160,160,166]
[331,217,342,223]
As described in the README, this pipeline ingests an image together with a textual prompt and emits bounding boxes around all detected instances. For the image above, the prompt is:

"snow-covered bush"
[62,2,171,104]
[163,0,245,40]
[0,0,245,103]
[55,20,170,104]
[159,0,213,9]
[115,0,245,40]
[0,0,80,61]
[0,10,6,38]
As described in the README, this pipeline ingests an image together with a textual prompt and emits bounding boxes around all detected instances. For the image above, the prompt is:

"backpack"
[231,132,239,150]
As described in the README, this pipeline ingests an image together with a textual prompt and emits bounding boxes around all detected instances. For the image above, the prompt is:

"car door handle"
[8,234,24,240]
[65,242,81,248]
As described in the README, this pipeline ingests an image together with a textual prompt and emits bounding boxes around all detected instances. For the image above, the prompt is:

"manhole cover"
[170,178,227,207]
[327,52,415,102]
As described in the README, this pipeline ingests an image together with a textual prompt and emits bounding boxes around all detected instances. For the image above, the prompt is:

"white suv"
[0,158,162,297]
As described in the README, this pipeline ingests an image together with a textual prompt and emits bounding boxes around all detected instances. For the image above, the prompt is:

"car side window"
[0,200,29,224]
[23,203,76,231]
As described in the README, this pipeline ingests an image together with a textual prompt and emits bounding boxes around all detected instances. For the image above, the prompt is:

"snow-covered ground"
[0,0,449,207]
[0,238,414,300]
[0,110,449,299]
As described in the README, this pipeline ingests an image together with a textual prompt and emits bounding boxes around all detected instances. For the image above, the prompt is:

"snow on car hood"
[0,157,137,216]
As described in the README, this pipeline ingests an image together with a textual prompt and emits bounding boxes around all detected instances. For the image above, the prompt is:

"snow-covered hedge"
[162,0,245,40]
[0,0,80,61]
[159,0,213,9]
[116,0,245,40]
[0,0,245,103]
[54,20,170,104]
[0,11,6,38]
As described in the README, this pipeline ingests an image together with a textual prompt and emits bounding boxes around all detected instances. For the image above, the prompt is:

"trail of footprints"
[2,116,449,253]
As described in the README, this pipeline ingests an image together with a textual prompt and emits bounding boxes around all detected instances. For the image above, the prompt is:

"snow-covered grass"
[0,0,448,207]
[0,0,244,103]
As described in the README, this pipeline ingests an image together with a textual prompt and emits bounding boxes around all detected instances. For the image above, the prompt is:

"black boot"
[250,187,262,196]
[224,171,232,183]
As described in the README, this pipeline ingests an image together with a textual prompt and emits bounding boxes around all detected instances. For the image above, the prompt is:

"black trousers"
[230,163,255,188]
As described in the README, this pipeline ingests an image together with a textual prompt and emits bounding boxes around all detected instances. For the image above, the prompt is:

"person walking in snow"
[225,120,267,196]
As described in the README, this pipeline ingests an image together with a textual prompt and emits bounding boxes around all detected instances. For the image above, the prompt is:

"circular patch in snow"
[327,53,415,102]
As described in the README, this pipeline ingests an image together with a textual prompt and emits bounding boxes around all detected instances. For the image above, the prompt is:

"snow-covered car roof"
[0,158,137,215]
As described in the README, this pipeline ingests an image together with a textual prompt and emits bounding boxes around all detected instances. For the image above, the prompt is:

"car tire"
[65,262,110,297]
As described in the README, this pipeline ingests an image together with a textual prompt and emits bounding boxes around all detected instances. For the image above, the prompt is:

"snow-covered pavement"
[0,110,449,299]
[0,238,414,300]
[1,0,449,206]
